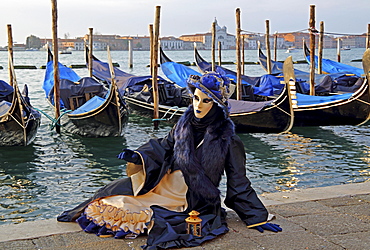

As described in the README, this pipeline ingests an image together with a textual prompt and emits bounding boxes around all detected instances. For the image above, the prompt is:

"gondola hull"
[230,86,293,133]
[62,101,128,137]
[47,84,129,137]
[0,93,41,146]
[293,79,370,126]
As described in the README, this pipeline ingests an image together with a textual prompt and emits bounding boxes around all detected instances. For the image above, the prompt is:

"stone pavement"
[0,182,369,250]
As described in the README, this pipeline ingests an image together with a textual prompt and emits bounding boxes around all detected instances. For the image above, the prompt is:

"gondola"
[42,49,128,137]
[160,47,295,133]
[258,46,363,94]
[285,49,370,127]
[0,56,41,146]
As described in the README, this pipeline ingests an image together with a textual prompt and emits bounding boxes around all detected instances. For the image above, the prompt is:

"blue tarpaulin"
[306,55,363,77]
[161,61,201,87]
[0,80,13,98]
[43,61,81,98]
[70,95,105,114]
[296,92,353,106]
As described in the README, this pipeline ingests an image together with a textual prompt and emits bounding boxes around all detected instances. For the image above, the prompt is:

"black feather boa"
[173,105,235,202]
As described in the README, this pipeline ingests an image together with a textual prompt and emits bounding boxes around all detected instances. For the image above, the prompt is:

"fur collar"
[173,106,235,202]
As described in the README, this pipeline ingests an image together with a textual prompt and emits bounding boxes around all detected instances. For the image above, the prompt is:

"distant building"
[74,39,106,51]
[341,35,367,48]
[160,36,184,50]
[179,18,235,50]
[13,43,26,51]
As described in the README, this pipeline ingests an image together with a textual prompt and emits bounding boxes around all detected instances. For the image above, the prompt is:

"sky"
[0,0,369,47]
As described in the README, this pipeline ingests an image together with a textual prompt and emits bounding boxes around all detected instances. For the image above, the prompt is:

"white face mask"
[192,88,214,119]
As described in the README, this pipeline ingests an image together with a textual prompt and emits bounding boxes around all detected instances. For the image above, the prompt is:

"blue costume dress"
[57,105,268,249]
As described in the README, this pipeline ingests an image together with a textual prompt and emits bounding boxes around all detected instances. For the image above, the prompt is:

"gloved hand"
[253,223,282,233]
[117,149,141,164]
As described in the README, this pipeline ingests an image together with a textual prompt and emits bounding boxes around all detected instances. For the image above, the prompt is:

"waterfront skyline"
[0,0,369,47]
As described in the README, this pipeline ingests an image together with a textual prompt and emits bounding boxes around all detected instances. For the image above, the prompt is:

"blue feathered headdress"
[187,71,232,116]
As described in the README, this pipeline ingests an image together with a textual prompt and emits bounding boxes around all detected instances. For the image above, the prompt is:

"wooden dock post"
[51,0,61,133]
[309,4,316,96]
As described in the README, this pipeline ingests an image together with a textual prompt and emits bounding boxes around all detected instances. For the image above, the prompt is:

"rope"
[152,106,183,121]
[34,107,73,130]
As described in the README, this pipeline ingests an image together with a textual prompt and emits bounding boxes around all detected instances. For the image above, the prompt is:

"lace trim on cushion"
[85,200,152,234]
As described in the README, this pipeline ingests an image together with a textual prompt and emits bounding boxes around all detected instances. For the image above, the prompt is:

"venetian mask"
[192,88,214,118]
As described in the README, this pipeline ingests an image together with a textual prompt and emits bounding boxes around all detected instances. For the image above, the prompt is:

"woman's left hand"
[252,223,282,233]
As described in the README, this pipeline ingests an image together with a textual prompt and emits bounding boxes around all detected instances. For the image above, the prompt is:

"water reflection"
[0,144,44,224]
[244,126,370,193]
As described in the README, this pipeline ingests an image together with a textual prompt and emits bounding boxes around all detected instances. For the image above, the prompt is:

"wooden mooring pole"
[218,41,222,66]
[273,32,277,62]
[235,8,242,100]
[337,38,341,63]
[211,21,216,71]
[88,27,93,77]
[265,20,272,74]
[367,24,370,50]
[151,6,160,129]
[128,40,133,68]
[309,4,316,96]
[51,0,61,133]
[7,24,14,86]
[242,37,245,75]
[318,21,324,74]
[149,24,154,76]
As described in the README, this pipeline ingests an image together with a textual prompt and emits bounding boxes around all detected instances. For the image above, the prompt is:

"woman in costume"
[57,72,282,249]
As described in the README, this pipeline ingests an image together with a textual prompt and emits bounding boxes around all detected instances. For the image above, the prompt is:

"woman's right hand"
[117,149,141,164]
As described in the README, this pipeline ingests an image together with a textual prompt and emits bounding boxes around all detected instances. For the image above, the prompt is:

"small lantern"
[185,210,202,237]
